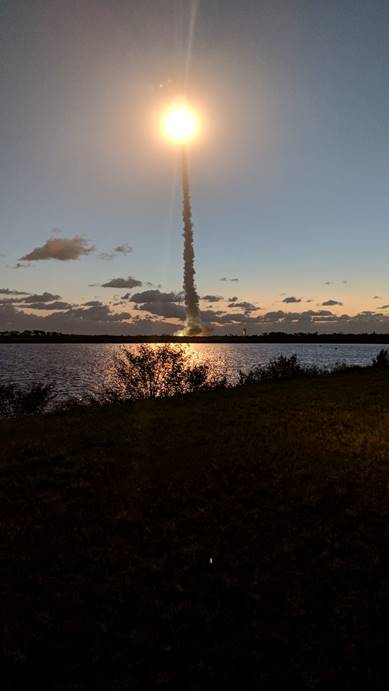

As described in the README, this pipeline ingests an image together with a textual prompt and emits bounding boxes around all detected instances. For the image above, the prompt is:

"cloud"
[227,301,259,313]
[322,299,343,306]
[379,305,389,309]
[83,300,103,307]
[23,301,73,311]
[324,281,333,286]
[102,276,142,289]
[98,252,116,261]
[219,277,239,282]
[130,289,179,303]
[12,262,31,269]
[201,295,224,303]
[0,288,29,295]
[114,243,132,255]
[136,302,186,319]
[282,296,302,304]
[228,296,238,302]
[23,292,61,303]
[20,236,94,261]
[372,295,382,300]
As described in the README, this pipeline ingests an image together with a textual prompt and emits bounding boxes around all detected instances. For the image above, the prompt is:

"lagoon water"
[0,342,387,402]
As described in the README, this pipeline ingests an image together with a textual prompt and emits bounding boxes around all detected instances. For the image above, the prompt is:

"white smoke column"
[181,148,205,335]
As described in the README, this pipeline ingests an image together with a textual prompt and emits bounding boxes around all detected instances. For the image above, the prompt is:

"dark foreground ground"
[2,370,389,689]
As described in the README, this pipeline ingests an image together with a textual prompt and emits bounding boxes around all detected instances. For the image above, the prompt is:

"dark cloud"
[379,305,389,309]
[102,276,142,289]
[228,296,238,302]
[227,301,259,313]
[83,300,103,307]
[20,235,94,261]
[282,296,302,304]
[324,281,333,286]
[219,277,239,282]
[131,289,179,304]
[136,302,186,319]
[201,295,224,303]
[23,301,73,311]
[0,288,29,295]
[23,292,61,303]
[322,299,343,306]
[372,295,382,300]
[115,243,132,255]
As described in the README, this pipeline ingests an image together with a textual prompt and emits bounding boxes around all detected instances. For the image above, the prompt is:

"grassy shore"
[2,368,389,689]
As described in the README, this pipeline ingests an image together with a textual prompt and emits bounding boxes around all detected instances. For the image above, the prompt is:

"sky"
[1,0,389,334]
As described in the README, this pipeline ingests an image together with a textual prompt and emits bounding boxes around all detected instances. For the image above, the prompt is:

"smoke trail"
[184,0,200,87]
[181,148,205,335]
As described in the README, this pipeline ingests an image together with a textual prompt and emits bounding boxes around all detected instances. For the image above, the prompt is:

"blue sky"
[1,0,389,334]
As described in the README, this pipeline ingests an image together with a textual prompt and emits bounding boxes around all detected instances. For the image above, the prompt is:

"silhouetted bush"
[372,349,389,368]
[0,382,55,418]
[100,344,227,401]
[238,354,322,385]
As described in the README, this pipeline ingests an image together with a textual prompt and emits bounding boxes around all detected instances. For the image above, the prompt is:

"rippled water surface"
[0,342,387,401]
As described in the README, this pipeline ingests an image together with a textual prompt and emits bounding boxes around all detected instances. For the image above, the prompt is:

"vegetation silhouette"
[2,348,389,418]
[0,381,54,418]
[100,344,227,402]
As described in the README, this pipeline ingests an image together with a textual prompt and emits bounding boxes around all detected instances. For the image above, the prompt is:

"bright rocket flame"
[164,106,198,142]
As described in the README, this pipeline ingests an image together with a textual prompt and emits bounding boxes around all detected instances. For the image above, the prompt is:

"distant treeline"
[1,330,389,344]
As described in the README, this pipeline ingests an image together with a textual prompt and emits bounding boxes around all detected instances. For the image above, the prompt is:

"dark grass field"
[2,369,389,689]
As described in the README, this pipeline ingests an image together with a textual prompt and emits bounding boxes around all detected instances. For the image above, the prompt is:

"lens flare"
[164,107,198,142]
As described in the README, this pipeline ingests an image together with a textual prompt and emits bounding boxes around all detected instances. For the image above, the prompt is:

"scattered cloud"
[101,276,142,289]
[322,299,343,306]
[380,305,389,309]
[201,295,224,303]
[228,296,238,302]
[23,301,73,311]
[282,296,302,304]
[324,281,333,286]
[114,243,132,255]
[23,292,61,303]
[0,288,29,295]
[219,277,239,282]
[98,252,116,261]
[372,295,382,300]
[227,301,259,313]
[136,302,186,319]
[20,235,94,261]
[130,289,179,304]
[12,262,31,269]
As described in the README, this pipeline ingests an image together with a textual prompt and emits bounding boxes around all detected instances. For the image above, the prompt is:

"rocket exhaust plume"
[181,148,205,335]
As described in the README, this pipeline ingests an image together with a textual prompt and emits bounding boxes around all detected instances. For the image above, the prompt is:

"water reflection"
[0,342,387,402]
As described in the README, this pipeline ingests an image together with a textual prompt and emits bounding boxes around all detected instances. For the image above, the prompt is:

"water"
[0,342,386,402]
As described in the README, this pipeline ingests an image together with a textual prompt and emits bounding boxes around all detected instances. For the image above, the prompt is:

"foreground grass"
[2,369,389,689]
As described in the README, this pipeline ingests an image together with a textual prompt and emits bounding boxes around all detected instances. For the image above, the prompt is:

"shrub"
[238,354,321,385]
[0,382,55,418]
[372,349,389,369]
[100,344,227,402]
